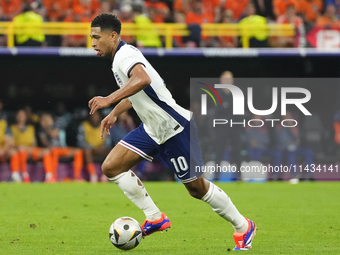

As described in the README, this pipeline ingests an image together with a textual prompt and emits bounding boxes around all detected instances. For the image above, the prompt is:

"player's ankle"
[146,211,162,222]
[234,218,249,233]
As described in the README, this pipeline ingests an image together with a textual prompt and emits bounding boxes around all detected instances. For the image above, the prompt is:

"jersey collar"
[113,40,126,60]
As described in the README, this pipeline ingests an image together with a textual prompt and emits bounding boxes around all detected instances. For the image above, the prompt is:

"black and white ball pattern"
[109,217,142,250]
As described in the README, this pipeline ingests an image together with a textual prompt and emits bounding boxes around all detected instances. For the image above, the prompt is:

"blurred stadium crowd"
[1,72,340,183]
[0,0,340,47]
[0,98,175,183]
[0,99,138,183]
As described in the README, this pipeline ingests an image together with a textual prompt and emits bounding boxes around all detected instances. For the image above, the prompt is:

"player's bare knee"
[101,160,114,177]
[101,159,122,178]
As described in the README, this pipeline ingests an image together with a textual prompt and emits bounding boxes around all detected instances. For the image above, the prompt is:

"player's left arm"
[100,98,132,139]
[89,64,151,114]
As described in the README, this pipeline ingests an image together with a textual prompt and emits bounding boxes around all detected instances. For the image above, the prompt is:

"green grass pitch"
[0,181,339,254]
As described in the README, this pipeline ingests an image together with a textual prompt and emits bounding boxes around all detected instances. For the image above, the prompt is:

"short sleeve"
[118,54,145,78]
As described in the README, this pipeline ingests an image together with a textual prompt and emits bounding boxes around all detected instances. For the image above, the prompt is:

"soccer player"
[88,13,257,250]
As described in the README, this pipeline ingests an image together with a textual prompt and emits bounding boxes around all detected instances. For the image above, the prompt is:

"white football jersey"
[111,41,191,144]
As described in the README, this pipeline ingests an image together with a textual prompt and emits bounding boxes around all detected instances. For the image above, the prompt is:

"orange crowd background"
[0,0,340,48]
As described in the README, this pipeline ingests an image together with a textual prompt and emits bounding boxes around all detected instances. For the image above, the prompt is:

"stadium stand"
[1,0,340,183]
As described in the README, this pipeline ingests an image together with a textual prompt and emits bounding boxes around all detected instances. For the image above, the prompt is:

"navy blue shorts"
[119,119,204,183]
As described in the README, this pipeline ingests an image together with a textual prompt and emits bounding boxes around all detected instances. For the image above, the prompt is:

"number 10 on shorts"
[170,156,189,173]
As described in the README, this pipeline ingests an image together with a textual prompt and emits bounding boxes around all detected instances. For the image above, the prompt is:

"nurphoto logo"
[198,83,312,128]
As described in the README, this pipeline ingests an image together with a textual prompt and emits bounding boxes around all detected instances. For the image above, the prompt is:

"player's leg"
[101,144,143,178]
[102,125,171,236]
[161,119,256,250]
[183,175,249,231]
[161,128,249,232]
[184,176,257,250]
[102,144,164,222]
[163,139,249,234]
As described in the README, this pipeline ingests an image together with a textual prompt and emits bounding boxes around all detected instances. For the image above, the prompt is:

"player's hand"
[100,113,117,139]
[88,96,111,115]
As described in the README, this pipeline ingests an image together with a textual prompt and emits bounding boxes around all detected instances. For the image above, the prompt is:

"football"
[109,217,143,250]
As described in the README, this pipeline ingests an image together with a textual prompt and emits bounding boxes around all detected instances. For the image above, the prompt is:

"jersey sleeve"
[117,50,146,78]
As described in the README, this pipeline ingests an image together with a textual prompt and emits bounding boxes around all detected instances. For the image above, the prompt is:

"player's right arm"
[89,64,150,114]
[100,98,132,139]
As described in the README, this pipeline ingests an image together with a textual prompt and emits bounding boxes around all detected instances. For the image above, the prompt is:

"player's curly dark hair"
[91,13,121,35]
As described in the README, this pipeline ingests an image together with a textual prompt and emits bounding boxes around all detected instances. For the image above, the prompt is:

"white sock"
[202,182,248,233]
[109,170,162,221]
